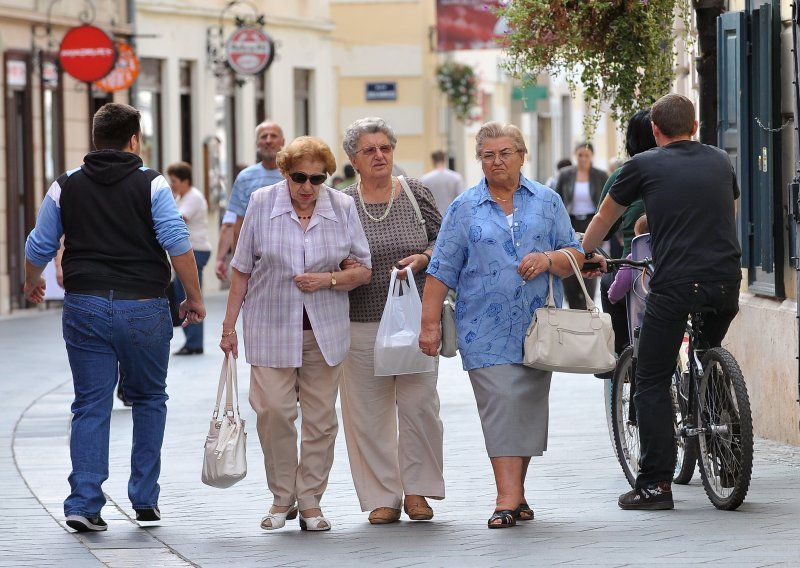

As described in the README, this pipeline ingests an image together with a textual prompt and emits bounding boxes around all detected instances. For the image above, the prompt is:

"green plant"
[499,0,689,135]
[436,61,479,123]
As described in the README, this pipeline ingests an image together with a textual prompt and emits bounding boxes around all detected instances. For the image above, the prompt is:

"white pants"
[340,322,445,511]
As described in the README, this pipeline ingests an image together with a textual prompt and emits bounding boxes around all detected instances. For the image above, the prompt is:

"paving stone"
[3,293,800,567]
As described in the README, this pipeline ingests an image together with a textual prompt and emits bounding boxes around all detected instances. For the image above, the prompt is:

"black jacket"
[554,165,609,213]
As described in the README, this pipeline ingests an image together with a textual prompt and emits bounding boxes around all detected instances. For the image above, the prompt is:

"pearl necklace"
[357,177,396,222]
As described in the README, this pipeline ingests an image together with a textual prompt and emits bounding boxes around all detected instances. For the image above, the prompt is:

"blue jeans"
[172,249,210,349]
[62,292,172,517]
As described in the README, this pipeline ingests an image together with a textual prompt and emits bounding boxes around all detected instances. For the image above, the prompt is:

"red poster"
[436,0,506,51]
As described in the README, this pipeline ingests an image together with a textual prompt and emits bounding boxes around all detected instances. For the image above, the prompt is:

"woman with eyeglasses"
[220,136,372,532]
[419,122,582,529]
[338,117,445,525]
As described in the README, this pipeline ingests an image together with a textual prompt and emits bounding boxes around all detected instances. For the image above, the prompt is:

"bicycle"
[597,247,753,510]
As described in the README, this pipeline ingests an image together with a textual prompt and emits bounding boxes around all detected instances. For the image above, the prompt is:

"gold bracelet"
[221,329,237,338]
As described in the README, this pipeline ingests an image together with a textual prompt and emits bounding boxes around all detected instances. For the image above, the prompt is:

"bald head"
[255,121,285,168]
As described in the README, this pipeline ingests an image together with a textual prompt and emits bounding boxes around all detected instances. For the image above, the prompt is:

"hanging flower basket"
[436,61,479,124]
[499,0,690,135]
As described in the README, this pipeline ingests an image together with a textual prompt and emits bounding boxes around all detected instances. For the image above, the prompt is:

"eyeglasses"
[289,171,327,185]
[480,149,519,163]
[355,144,394,157]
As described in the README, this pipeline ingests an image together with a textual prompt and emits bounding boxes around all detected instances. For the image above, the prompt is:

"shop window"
[294,68,312,136]
[255,72,267,126]
[180,60,193,164]
[136,58,163,170]
[41,58,64,185]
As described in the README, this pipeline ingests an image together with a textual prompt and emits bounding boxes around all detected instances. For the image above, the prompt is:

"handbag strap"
[557,249,599,311]
[213,353,240,420]
[397,176,425,225]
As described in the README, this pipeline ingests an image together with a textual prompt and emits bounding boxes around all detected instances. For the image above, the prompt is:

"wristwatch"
[330,272,337,288]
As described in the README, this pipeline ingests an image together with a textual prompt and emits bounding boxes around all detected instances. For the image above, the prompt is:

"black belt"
[72,289,164,300]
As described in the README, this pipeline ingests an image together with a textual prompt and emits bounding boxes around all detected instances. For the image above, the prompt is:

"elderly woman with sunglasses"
[220,136,371,532]
[419,122,582,529]
[338,117,445,525]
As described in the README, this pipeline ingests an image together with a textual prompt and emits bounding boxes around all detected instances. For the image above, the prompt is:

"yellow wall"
[330,0,441,177]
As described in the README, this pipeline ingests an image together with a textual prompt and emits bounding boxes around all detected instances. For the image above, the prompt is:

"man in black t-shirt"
[582,94,741,510]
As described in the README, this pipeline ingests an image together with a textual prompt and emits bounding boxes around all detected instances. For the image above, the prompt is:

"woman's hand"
[340,257,362,270]
[517,252,550,281]
[219,329,238,358]
[294,272,331,293]
[419,322,442,357]
[394,254,427,280]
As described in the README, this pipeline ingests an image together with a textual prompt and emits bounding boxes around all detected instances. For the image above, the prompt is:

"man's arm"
[232,215,244,256]
[24,259,47,303]
[170,250,206,326]
[215,223,233,280]
[582,194,628,255]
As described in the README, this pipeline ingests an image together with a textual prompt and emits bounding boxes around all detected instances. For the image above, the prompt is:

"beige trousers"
[249,331,341,511]
[341,322,445,512]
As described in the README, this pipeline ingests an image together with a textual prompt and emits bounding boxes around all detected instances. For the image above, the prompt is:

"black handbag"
[166,281,182,327]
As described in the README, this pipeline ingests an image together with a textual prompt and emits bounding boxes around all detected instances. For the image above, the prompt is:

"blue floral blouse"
[427,175,581,371]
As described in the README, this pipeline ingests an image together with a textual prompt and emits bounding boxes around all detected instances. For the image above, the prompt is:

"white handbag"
[374,266,436,376]
[201,353,247,488]
[523,249,616,374]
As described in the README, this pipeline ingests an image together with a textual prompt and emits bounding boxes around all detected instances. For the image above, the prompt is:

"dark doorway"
[4,52,35,309]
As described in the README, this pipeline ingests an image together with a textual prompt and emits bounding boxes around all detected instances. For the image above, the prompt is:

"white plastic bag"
[374,267,436,376]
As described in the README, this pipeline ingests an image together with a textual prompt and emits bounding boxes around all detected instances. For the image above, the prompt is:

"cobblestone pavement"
[3,293,799,567]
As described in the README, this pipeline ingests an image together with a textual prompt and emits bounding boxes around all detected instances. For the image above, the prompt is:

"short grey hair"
[255,121,284,139]
[474,121,528,159]
[342,117,397,159]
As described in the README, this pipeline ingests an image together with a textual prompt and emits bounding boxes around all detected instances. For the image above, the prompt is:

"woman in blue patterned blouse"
[419,122,583,529]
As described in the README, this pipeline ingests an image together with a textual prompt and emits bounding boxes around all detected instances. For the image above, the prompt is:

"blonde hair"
[276,136,337,176]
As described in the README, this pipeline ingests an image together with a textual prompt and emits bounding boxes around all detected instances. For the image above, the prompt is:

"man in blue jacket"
[24,103,206,532]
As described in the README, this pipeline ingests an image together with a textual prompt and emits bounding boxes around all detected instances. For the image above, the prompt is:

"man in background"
[215,121,285,278]
[420,150,464,216]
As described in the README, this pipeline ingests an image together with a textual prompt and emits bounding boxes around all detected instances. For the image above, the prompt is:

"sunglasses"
[289,172,327,185]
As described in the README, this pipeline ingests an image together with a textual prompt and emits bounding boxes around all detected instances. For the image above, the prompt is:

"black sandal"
[487,509,516,529]
[514,503,534,521]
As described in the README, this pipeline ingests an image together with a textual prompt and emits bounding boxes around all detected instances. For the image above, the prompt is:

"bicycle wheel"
[604,376,618,460]
[612,347,693,486]
[696,347,753,510]
[672,366,697,485]
[610,346,639,487]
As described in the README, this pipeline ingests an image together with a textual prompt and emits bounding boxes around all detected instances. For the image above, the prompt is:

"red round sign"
[59,25,116,83]
[94,42,139,92]
[226,26,274,75]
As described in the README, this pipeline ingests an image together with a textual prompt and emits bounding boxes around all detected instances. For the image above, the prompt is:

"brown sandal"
[368,507,401,524]
[403,498,433,521]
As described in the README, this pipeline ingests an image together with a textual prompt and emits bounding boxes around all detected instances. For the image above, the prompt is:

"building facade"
[0,0,336,313]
